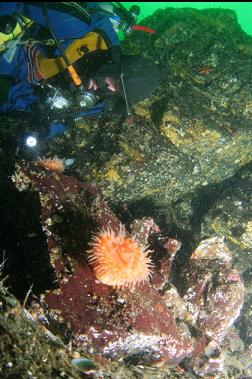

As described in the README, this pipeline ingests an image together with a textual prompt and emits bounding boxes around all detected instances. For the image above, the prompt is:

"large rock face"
[57,7,252,213]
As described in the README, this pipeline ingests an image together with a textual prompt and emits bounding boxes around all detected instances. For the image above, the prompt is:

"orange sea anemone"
[37,156,65,174]
[87,224,153,289]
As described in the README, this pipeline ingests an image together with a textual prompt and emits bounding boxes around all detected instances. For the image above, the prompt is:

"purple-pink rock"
[12,161,245,374]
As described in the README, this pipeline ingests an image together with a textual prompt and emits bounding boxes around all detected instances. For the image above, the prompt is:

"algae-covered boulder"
[64,7,252,216]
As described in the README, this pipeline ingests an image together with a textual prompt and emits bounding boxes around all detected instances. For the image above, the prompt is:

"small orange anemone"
[87,224,153,289]
[37,156,65,174]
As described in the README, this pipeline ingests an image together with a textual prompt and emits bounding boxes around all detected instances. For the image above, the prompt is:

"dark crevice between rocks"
[0,185,57,302]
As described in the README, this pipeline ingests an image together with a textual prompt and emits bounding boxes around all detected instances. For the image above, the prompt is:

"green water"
[123,2,252,36]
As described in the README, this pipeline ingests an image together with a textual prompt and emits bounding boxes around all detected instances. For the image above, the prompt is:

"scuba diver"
[0,2,161,151]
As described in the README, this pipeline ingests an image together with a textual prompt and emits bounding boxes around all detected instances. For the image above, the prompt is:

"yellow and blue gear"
[0,2,120,80]
[37,31,109,80]
[0,2,120,117]
[0,14,32,52]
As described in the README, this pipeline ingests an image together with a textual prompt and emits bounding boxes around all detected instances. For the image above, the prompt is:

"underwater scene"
[0,2,252,378]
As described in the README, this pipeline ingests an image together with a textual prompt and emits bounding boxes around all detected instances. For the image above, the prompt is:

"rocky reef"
[10,161,244,376]
[0,5,252,379]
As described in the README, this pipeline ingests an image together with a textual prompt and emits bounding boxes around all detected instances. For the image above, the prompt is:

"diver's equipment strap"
[13,13,31,31]
[5,38,57,46]
[36,32,109,80]
[30,2,91,25]
[55,2,91,24]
